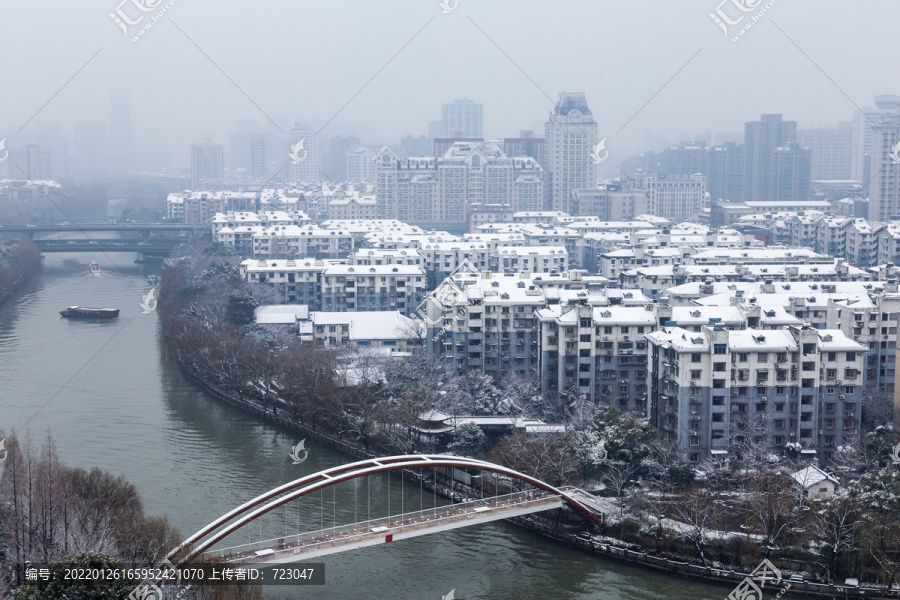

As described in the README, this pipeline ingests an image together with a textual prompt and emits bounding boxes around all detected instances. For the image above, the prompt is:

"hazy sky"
[1,0,897,165]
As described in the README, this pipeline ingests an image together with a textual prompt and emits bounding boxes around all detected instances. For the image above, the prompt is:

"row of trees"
[0,237,41,307]
[0,433,180,596]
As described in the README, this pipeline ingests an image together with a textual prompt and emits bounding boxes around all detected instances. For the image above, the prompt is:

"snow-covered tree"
[447,422,488,458]
[590,406,655,467]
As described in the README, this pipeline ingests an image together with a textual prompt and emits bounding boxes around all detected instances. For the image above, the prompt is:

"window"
[713,362,725,372]
[714,344,726,355]
[692,353,702,363]
[691,369,702,379]
[738,353,748,362]
[846,352,856,361]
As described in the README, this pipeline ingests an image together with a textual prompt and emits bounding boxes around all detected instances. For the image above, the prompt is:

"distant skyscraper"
[637,172,708,222]
[11,143,52,180]
[229,120,277,178]
[247,134,269,177]
[288,123,319,182]
[399,135,432,158]
[442,99,483,138]
[434,134,483,159]
[190,139,224,189]
[743,114,802,203]
[853,95,900,181]
[325,135,359,182]
[544,92,598,213]
[658,142,707,177]
[503,130,545,168]
[374,141,542,223]
[109,89,136,170]
[345,145,373,181]
[868,114,900,222]
[706,142,744,202]
[773,144,811,203]
[797,122,853,180]
[15,122,69,180]
[428,120,443,140]
[73,120,109,180]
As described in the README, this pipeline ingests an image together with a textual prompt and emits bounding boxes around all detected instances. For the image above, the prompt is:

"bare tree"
[672,488,724,567]
[813,496,859,584]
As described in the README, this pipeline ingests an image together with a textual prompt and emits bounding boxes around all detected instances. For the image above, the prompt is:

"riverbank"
[0,237,42,308]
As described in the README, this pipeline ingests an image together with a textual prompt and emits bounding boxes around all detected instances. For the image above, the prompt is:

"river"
[0,252,732,599]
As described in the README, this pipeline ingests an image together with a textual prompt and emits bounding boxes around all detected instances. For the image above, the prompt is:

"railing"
[202,490,562,562]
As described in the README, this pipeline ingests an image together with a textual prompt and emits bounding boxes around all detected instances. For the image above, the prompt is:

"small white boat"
[90,262,101,275]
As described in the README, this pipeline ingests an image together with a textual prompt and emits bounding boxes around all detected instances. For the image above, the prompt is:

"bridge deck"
[203,491,564,564]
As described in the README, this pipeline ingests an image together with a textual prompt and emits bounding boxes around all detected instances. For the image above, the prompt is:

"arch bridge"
[168,455,605,565]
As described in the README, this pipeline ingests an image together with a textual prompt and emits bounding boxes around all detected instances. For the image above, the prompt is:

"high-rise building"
[325,135,359,182]
[374,141,543,225]
[399,135,432,158]
[773,143,812,203]
[190,139,224,189]
[10,143,52,180]
[229,120,275,178]
[442,98,483,138]
[636,172,708,222]
[658,142,708,176]
[853,95,900,181]
[707,142,744,202]
[13,123,69,181]
[109,88,136,170]
[247,133,269,178]
[288,123,319,182]
[743,114,803,203]
[73,120,109,181]
[434,134,483,159]
[868,114,900,222]
[573,185,648,220]
[345,145,373,181]
[797,122,853,180]
[503,130,545,168]
[544,92,598,214]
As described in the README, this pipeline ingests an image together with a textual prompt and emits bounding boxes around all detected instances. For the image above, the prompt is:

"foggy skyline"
[1,0,897,167]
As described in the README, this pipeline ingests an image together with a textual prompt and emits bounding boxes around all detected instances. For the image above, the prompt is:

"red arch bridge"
[167,455,607,565]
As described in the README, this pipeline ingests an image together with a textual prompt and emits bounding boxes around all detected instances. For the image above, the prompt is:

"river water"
[0,253,732,600]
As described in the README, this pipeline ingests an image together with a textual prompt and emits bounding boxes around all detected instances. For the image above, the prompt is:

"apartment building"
[497,246,568,274]
[647,325,866,463]
[537,304,655,411]
[350,249,424,267]
[251,225,354,259]
[240,258,336,306]
[437,275,544,376]
[320,264,426,314]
